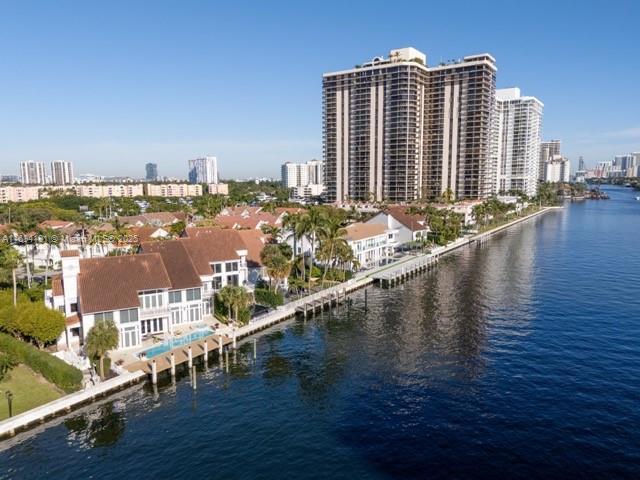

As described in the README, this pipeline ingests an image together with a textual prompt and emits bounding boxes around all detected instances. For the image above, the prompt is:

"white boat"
[636,196,640,201]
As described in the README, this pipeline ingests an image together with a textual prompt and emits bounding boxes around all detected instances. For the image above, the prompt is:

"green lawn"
[0,364,64,420]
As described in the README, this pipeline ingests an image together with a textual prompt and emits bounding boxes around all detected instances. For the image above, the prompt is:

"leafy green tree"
[85,318,119,379]
[15,302,65,349]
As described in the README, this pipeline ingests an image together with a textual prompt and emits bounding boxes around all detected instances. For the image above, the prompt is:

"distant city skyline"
[1,1,639,178]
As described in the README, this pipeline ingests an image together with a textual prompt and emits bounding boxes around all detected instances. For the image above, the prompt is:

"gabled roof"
[140,240,202,290]
[118,212,185,227]
[179,230,248,275]
[384,206,429,232]
[127,226,169,243]
[213,213,278,230]
[78,254,172,314]
[345,223,387,241]
[236,229,269,268]
[39,220,76,230]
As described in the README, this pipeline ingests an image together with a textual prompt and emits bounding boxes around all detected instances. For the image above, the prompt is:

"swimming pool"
[140,328,214,359]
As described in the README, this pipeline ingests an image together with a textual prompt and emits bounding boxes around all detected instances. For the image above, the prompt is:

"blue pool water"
[1,186,639,479]
[140,328,213,359]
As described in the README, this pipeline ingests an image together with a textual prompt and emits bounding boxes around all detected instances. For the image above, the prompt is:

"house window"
[119,308,138,324]
[212,277,222,290]
[213,263,222,274]
[139,290,164,309]
[168,291,182,304]
[226,274,239,286]
[94,311,114,322]
[141,317,164,335]
[188,304,201,323]
[70,303,78,312]
[186,288,201,301]
[225,261,238,272]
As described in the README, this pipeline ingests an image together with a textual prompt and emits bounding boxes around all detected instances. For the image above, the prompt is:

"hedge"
[254,288,284,307]
[0,333,83,393]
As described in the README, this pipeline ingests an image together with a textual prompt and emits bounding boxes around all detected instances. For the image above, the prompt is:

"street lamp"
[5,390,13,418]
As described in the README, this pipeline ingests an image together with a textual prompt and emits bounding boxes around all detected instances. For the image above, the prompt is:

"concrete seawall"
[0,370,146,440]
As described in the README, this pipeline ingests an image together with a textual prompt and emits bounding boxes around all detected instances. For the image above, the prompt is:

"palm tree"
[218,285,253,325]
[85,318,119,379]
[298,207,326,285]
[260,244,291,292]
[441,188,455,204]
[0,245,23,306]
[281,213,302,261]
[13,221,34,288]
[41,227,60,285]
[318,215,347,288]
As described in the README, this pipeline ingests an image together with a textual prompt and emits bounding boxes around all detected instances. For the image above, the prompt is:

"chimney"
[61,250,80,316]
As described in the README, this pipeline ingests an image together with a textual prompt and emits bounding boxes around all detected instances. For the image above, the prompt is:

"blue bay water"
[1,186,639,479]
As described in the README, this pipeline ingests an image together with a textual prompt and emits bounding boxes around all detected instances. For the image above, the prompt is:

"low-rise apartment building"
[145,183,203,197]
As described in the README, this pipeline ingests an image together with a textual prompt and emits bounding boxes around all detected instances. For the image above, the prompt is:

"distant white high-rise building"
[20,161,46,185]
[281,160,324,188]
[188,156,218,184]
[493,87,543,197]
[544,155,571,183]
[281,160,325,200]
[51,160,74,185]
[539,140,561,180]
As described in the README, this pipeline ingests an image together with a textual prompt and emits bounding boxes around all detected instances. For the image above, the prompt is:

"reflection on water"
[64,402,126,449]
[2,187,640,480]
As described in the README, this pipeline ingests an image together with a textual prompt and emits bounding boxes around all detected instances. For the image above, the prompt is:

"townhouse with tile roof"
[46,228,251,352]
[365,206,430,246]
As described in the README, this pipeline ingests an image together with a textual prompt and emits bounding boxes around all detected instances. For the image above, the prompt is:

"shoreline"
[0,205,561,441]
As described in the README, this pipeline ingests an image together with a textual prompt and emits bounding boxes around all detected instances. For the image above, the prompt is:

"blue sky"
[1,0,638,179]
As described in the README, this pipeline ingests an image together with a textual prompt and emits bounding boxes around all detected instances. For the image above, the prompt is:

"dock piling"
[192,366,197,390]
[218,334,223,355]
[151,360,157,385]
[188,346,193,368]
[253,338,257,360]
[225,350,229,373]
[203,341,208,362]
[170,353,176,377]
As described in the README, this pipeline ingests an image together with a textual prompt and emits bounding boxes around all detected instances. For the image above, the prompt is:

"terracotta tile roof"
[179,230,248,275]
[65,314,80,327]
[140,240,202,290]
[51,274,63,296]
[236,230,269,268]
[183,226,222,237]
[118,212,185,227]
[78,254,172,314]
[39,220,76,230]
[274,207,304,216]
[214,212,278,230]
[345,223,388,241]
[220,206,262,217]
[61,250,80,257]
[384,206,429,232]
[127,226,169,243]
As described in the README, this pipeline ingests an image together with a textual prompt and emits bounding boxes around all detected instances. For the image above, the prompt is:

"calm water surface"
[2,186,639,479]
